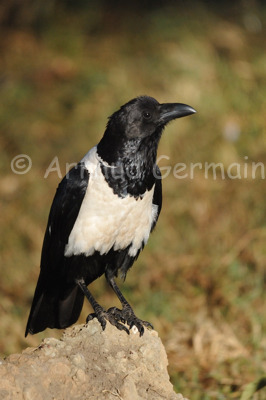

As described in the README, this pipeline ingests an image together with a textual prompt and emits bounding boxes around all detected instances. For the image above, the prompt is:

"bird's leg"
[105,271,153,336]
[76,278,129,334]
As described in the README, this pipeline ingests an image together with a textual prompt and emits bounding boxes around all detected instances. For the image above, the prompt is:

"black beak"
[159,103,196,125]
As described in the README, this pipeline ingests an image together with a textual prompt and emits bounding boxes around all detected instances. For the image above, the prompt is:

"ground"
[0,320,187,400]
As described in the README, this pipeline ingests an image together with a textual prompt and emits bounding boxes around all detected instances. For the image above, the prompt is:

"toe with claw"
[86,307,129,334]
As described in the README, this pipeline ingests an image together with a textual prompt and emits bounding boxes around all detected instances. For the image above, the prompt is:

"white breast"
[64,146,158,258]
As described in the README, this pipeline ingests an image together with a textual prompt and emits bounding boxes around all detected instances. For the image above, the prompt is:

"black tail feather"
[25,275,84,336]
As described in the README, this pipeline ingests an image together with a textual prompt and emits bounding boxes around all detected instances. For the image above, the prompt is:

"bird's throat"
[98,134,160,198]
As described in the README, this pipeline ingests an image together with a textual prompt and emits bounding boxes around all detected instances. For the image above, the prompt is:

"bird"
[25,95,196,337]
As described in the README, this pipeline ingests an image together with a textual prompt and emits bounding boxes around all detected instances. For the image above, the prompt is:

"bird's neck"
[97,131,161,198]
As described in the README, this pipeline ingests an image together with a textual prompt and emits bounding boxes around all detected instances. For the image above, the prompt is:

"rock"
[0,320,188,400]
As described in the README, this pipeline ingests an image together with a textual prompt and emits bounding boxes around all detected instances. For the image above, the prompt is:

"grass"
[0,2,266,399]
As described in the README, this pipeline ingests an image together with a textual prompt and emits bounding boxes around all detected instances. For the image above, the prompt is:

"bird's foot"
[107,305,153,337]
[86,306,129,335]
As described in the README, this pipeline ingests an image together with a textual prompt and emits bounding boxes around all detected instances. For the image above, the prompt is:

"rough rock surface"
[0,320,187,400]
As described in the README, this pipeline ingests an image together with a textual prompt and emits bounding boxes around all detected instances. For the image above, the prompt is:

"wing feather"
[25,162,89,335]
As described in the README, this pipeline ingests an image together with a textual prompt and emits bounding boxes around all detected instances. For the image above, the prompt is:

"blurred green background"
[0,1,266,399]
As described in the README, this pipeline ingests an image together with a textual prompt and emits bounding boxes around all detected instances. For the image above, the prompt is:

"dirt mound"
[0,320,187,400]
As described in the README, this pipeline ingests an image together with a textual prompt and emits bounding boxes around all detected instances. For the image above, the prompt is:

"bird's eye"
[142,111,151,120]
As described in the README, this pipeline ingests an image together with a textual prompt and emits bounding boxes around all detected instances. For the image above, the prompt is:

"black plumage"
[25,95,196,337]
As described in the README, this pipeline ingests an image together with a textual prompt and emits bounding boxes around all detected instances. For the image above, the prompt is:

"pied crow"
[25,95,196,337]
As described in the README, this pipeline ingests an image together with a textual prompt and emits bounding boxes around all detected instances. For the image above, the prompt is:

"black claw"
[86,307,130,334]
[107,307,126,324]
[129,321,144,336]
[86,312,96,323]
[99,318,107,331]
[129,320,135,329]
[119,305,153,336]
[142,321,154,330]
[86,305,152,337]
[115,322,130,335]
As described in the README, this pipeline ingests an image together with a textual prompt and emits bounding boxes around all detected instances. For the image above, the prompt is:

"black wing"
[25,162,89,335]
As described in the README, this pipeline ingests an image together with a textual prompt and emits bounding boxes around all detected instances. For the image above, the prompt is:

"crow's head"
[107,95,196,140]
[98,96,196,164]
